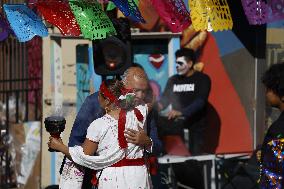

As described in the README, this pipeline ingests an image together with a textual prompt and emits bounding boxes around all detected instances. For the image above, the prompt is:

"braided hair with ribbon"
[99,79,144,149]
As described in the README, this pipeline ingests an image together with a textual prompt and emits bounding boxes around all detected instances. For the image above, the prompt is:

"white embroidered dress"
[69,105,152,189]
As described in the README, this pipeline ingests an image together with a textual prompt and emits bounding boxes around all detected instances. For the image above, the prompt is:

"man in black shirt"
[158,48,211,155]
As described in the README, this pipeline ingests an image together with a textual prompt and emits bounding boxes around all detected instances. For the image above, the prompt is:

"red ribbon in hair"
[121,86,144,123]
[120,87,134,96]
[99,82,144,149]
[99,81,118,105]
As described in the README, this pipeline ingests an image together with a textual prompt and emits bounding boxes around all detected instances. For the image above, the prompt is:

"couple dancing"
[48,66,160,189]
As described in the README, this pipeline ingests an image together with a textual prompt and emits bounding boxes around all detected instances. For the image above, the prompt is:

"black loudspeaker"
[92,18,132,76]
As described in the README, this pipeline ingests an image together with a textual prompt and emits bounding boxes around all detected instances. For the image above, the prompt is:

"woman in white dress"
[48,79,153,189]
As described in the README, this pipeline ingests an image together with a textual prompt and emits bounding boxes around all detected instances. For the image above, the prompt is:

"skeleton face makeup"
[176,56,190,75]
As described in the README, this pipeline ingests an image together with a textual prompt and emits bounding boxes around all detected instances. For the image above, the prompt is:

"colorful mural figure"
[134,52,168,93]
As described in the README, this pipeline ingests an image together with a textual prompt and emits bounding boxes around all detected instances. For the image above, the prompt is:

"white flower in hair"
[119,93,136,101]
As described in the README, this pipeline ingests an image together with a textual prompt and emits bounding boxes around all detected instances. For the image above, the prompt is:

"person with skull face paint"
[158,48,211,155]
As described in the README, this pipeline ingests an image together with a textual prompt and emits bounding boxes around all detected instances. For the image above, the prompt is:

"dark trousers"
[187,118,207,155]
[157,116,207,155]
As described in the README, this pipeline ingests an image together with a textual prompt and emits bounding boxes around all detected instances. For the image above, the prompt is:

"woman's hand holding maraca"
[47,136,64,152]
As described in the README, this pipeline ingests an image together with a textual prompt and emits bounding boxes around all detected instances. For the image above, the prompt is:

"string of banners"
[0,0,282,42]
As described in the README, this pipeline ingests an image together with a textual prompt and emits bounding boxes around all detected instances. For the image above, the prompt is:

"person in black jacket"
[259,62,284,188]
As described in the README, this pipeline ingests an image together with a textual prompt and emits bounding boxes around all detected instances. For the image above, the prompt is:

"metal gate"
[0,2,43,186]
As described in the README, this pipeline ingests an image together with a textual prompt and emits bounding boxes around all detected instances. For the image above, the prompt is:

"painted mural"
[133,39,169,98]
[132,0,255,154]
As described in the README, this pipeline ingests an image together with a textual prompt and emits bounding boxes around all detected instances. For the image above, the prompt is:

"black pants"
[157,116,207,155]
[187,118,207,155]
